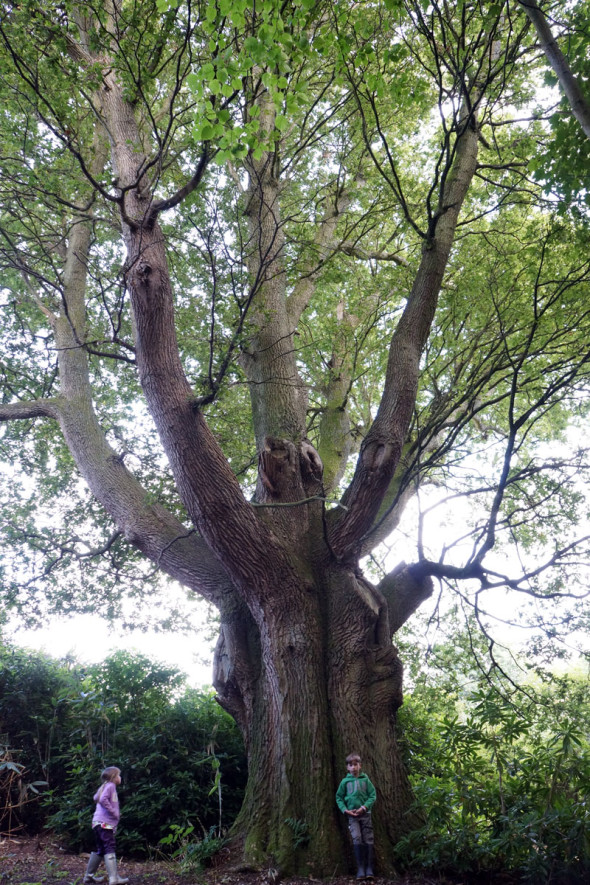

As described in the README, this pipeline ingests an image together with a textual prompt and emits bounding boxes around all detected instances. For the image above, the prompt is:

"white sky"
[4,426,589,682]
[7,609,216,687]
[7,444,590,683]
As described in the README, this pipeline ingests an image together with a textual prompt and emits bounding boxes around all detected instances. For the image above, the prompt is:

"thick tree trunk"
[239,86,309,454]
[214,543,421,876]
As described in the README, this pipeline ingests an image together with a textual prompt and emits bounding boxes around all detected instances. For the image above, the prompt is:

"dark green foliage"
[0,642,246,855]
[396,672,590,883]
[0,644,74,833]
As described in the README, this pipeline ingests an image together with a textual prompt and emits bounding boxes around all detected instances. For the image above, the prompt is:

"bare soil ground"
[0,838,457,885]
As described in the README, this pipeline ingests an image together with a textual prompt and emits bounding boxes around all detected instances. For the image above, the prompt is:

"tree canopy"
[1,0,589,874]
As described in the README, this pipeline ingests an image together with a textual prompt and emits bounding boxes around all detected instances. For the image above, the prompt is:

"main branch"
[329,108,480,560]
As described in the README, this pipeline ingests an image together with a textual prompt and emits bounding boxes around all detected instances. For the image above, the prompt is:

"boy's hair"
[100,766,121,783]
[346,753,361,764]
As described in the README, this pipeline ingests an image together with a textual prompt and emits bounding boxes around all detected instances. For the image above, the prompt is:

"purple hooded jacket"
[92,781,120,829]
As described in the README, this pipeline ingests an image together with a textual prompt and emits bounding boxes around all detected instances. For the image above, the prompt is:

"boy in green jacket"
[335,752,376,880]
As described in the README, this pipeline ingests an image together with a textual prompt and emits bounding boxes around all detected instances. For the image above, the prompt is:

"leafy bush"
[0,644,75,834]
[0,744,48,837]
[396,675,590,884]
[0,641,246,854]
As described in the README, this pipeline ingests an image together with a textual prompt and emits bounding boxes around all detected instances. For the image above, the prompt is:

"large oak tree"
[1,0,590,874]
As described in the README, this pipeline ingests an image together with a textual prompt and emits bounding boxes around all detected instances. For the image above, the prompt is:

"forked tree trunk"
[98,77,477,878]
[91,76,413,878]
[33,6,480,876]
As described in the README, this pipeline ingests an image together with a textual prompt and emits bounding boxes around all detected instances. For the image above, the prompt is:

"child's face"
[114,771,122,785]
[347,759,362,776]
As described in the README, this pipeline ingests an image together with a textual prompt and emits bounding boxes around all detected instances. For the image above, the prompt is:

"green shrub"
[0,641,246,855]
[396,677,590,883]
[0,644,74,833]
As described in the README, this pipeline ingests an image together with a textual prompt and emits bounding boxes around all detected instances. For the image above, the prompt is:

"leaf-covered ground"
[0,838,457,885]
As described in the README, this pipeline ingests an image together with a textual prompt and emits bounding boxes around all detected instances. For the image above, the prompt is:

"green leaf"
[199,122,215,140]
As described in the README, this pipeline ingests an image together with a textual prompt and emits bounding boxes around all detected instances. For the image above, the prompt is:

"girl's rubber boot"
[353,843,366,879]
[104,853,129,885]
[365,844,375,879]
[83,852,105,883]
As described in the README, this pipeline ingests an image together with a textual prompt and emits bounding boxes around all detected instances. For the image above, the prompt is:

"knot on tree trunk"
[299,439,323,488]
[135,260,153,283]
[362,439,394,472]
[257,437,324,500]
[258,437,299,496]
[367,645,404,710]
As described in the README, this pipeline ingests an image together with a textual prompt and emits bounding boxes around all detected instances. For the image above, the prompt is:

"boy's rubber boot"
[104,854,129,885]
[83,852,105,883]
[365,844,375,879]
[353,844,366,879]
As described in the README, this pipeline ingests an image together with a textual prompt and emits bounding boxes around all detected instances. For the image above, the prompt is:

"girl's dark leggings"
[93,824,116,856]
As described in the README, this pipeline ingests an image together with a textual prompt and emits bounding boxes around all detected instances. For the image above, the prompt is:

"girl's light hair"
[100,766,121,783]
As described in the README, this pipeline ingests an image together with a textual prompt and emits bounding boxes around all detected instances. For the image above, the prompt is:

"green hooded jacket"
[335,771,377,813]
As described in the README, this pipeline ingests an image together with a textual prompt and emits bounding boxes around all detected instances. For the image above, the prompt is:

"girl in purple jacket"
[83,767,129,885]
